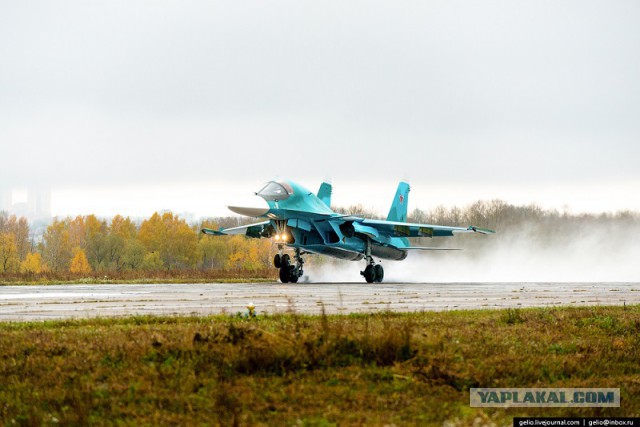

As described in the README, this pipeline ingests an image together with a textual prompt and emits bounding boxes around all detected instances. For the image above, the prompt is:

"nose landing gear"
[277,249,304,283]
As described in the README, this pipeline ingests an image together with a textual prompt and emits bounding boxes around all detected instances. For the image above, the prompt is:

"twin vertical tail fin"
[318,180,407,219]
[386,181,410,222]
[317,181,332,207]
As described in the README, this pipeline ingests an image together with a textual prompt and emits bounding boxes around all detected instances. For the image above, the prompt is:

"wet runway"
[1,282,639,321]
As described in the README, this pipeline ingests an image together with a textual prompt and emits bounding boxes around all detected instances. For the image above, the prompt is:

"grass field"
[1,306,639,426]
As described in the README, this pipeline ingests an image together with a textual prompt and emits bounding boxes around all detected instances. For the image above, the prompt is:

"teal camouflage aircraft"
[202,180,495,283]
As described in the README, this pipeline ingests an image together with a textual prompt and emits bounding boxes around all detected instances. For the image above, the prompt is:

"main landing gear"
[362,263,384,283]
[360,237,384,283]
[274,248,304,283]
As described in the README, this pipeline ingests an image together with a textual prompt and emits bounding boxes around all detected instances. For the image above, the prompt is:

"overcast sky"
[1,0,639,217]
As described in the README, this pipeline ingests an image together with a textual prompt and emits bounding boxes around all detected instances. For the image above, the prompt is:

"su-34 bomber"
[202,180,495,283]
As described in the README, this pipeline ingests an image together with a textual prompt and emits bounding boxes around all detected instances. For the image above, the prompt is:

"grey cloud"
[1,0,639,189]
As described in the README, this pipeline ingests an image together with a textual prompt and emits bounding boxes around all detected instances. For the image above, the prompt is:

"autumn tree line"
[1,201,639,277]
[0,212,272,277]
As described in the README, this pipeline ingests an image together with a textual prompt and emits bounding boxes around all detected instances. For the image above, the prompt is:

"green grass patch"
[1,306,639,425]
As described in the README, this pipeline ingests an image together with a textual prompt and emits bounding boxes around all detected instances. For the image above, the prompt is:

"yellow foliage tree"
[226,250,245,270]
[105,215,136,271]
[3,215,30,261]
[257,238,273,269]
[84,214,108,269]
[141,251,164,271]
[139,212,198,269]
[243,245,261,271]
[68,216,86,249]
[224,235,265,271]
[197,236,228,269]
[110,215,136,240]
[0,232,20,273]
[42,219,73,272]
[70,247,92,274]
[138,212,167,253]
[21,252,43,274]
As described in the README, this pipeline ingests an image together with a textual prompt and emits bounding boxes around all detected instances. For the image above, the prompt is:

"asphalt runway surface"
[1,282,639,321]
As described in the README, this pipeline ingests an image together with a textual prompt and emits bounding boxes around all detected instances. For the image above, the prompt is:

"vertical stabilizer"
[386,181,410,222]
[317,181,332,207]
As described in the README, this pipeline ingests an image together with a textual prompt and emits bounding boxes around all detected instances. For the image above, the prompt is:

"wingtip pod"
[467,226,496,234]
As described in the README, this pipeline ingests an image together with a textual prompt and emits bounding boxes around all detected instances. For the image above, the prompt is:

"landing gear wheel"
[373,264,384,283]
[279,266,290,283]
[289,268,299,283]
[363,265,375,283]
[277,249,305,284]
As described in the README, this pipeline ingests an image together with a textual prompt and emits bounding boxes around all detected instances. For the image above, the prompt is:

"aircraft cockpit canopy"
[257,181,293,201]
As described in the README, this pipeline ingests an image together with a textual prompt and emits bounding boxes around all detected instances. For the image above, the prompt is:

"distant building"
[0,188,11,212]
[0,187,51,221]
[28,187,52,220]
[12,202,29,218]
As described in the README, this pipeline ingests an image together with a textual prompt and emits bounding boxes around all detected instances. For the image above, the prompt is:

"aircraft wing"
[358,218,495,238]
[201,221,270,238]
[404,247,462,250]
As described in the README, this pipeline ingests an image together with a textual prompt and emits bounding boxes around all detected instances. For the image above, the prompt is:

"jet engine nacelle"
[371,244,408,261]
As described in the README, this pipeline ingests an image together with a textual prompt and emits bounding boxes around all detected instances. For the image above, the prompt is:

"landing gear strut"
[360,238,384,283]
[278,249,304,283]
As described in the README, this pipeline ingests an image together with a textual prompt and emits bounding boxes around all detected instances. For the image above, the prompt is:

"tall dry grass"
[1,306,639,425]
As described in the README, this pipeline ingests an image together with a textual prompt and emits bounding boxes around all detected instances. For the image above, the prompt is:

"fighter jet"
[202,180,495,283]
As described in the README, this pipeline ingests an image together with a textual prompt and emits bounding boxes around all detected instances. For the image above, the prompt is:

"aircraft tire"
[274,254,281,269]
[374,264,384,283]
[289,268,299,283]
[363,265,375,283]
[279,266,290,283]
[281,254,290,267]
